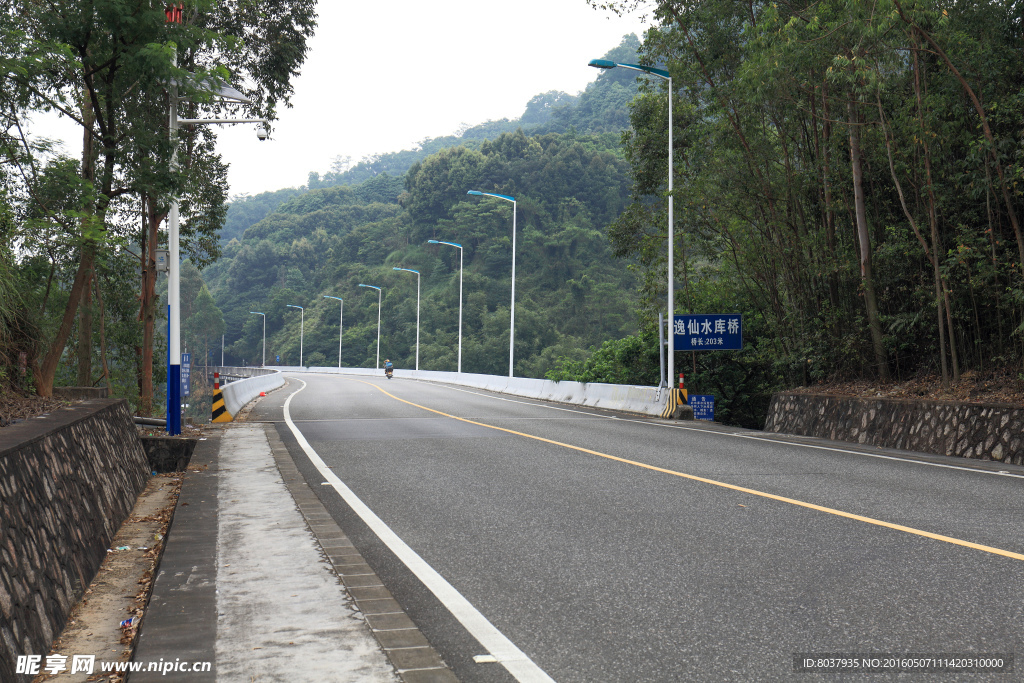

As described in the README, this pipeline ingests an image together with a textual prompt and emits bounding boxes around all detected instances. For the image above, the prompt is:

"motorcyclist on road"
[384,359,394,378]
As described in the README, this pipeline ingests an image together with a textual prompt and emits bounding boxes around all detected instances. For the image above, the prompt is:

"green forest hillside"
[217,35,644,244]
[206,127,639,377]
[204,36,647,377]
[206,2,1024,428]
[6,5,1023,430]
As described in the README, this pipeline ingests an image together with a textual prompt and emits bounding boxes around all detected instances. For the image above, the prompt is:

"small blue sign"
[180,353,191,398]
[689,394,715,421]
[674,314,742,351]
[276,354,281,363]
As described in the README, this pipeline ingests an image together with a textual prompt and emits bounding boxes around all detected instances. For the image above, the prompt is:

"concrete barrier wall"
[0,400,150,682]
[206,366,278,380]
[221,371,287,417]
[765,392,1024,466]
[283,367,669,417]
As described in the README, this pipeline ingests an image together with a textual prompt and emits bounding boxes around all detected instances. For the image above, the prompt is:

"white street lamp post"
[589,59,673,389]
[467,191,516,377]
[323,295,344,368]
[427,240,463,373]
[358,284,382,369]
[393,268,421,371]
[166,58,182,435]
[164,38,268,433]
[249,311,266,366]
[287,304,304,367]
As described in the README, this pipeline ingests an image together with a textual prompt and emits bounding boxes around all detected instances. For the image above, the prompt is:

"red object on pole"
[214,372,219,390]
[165,3,183,23]
[679,372,688,403]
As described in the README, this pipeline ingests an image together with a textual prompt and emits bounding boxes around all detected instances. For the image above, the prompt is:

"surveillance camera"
[256,125,269,141]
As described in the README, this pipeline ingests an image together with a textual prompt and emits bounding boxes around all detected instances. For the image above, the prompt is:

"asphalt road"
[250,373,1024,682]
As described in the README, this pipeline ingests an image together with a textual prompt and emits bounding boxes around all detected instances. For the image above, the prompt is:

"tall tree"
[4,0,315,399]
[601,0,1023,384]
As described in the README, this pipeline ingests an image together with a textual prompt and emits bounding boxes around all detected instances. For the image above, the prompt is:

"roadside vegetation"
[3,2,1023,429]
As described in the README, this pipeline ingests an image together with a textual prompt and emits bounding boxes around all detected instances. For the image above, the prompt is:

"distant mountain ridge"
[220,34,642,245]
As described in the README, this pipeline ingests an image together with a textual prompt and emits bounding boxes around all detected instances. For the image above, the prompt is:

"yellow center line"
[347,378,1024,563]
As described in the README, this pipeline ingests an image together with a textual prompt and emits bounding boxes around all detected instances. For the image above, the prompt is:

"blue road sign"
[673,314,742,351]
[276,354,281,363]
[180,353,191,397]
[688,394,715,421]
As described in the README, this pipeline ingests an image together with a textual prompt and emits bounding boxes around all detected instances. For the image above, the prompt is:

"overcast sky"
[29,0,651,199]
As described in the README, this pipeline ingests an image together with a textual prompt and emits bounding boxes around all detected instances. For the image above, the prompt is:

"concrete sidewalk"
[129,423,408,682]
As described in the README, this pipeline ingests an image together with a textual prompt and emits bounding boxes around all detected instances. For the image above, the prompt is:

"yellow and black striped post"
[660,372,690,419]
[661,388,680,418]
[212,372,232,423]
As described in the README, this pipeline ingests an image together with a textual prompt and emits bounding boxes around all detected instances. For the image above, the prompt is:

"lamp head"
[590,59,669,79]
[430,239,463,249]
[467,190,515,202]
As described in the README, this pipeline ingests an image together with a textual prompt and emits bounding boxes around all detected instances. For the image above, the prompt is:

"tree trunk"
[941,281,960,380]
[910,45,950,387]
[33,251,95,397]
[77,250,94,386]
[913,46,960,383]
[984,164,1004,356]
[820,83,839,308]
[77,93,96,386]
[95,275,112,394]
[848,99,889,380]
[138,195,164,416]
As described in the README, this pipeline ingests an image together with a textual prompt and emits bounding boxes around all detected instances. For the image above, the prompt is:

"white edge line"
[411,380,1024,480]
[282,378,556,683]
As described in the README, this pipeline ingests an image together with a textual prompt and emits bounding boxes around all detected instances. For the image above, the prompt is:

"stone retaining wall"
[0,399,149,681]
[765,393,1024,466]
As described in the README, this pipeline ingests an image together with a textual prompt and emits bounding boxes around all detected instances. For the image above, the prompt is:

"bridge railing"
[214,368,286,418]
[202,366,278,383]
[275,367,669,417]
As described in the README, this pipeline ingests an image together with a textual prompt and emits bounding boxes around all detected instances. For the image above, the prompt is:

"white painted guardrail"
[220,370,286,418]
[206,365,278,380]
[270,367,670,418]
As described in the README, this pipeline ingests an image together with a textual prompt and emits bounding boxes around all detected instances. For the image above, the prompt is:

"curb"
[263,424,458,683]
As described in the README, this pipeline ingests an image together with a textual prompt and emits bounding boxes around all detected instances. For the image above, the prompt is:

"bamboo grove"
[607,0,1024,388]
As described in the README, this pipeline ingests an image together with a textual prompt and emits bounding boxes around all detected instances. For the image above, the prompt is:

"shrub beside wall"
[0,399,149,681]
[765,393,1024,466]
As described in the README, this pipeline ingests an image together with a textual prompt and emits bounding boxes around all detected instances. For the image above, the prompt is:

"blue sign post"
[673,314,742,351]
[688,395,715,421]
[180,353,191,398]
